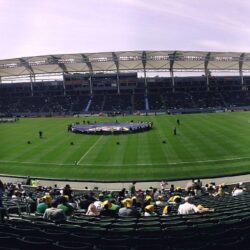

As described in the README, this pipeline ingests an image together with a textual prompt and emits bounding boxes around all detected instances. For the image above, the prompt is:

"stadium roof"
[0,50,250,78]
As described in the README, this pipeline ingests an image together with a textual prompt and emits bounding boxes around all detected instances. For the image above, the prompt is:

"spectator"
[37,195,52,214]
[100,200,117,217]
[57,196,74,216]
[43,200,66,223]
[186,179,195,192]
[93,200,103,213]
[25,192,36,213]
[213,184,229,197]
[232,183,245,196]
[168,195,182,205]
[155,195,166,207]
[0,180,5,207]
[162,205,172,216]
[178,197,214,215]
[63,184,73,199]
[169,184,175,195]
[144,205,157,216]
[25,176,31,185]
[143,195,152,208]
[86,203,100,216]
[118,198,140,217]
[129,182,136,196]
[78,195,93,210]
[160,180,168,190]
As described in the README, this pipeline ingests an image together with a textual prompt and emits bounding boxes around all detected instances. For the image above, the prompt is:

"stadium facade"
[1,50,250,116]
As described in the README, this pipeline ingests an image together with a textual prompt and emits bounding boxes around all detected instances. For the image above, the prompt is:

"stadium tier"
[1,75,250,115]
[1,51,250,116]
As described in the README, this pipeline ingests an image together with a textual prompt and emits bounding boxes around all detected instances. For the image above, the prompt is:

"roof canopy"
[0,50,249,78]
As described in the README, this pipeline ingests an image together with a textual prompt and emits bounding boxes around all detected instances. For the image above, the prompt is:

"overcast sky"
[1,0,250,59]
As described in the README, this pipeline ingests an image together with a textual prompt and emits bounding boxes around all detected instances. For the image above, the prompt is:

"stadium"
[1,50,250,181]
[2,46,250,249]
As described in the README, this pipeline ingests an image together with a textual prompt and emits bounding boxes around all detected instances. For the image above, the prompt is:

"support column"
[144,68,148,95]
[112,52,120,94]
[81,54,93,95]
[205,52,211,91]
[239,53,245,90]
[89,75,93,95]
[169,52,176,92]
[170,69,175,92]
[62,73,66,96]
[117,72,120,94]
[30,74,34,96]
[142,51,147,95]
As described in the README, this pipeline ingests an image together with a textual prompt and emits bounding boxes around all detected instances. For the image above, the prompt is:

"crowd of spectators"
[0,177,248,224]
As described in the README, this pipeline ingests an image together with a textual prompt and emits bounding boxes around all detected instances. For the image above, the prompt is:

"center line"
[76,136,103,165]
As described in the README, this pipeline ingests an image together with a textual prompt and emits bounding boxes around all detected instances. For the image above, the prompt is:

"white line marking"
[0,160,72,166]
[0,155,249,167]
[76,136,103,165]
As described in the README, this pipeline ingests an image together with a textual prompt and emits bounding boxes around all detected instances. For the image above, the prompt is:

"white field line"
[0,155,249,167]
[0,160,72,166]
[76,135,103,165]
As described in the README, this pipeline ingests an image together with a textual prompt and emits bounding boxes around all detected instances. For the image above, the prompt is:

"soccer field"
[0,112,250,181]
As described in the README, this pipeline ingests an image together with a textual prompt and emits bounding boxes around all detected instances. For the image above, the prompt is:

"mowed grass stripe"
[152,116,179,163]
[1,113,250,180]
[0,154,250,180]
[198,115,245,157]
[185,114,233,158]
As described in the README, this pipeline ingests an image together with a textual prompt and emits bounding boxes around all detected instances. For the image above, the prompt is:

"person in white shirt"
[178,197,214,215]
[232,183,245,196]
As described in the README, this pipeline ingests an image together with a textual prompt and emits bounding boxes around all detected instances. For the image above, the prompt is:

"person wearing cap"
[168,195,182,205]
[100,200,117,217]
[118,198,141,217]
[155,195,167,208]
[143,195,152,209]
[162,205,172,216]
[178,197,214,215]
[57,196,74,216]
[36,195,52,214]
[144,205,157,216]
[213,184,229,197]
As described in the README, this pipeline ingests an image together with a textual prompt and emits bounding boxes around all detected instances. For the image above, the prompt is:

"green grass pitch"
[0,112,250,181]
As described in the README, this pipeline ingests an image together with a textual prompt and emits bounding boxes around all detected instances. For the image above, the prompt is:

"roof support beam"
[239,53,245,90]
[142,51,149,111]
[142,51,147,94]
[19,59,35,96]
[204,52,211,91]
[50,56,68,96]
[169,52,176,92]
[81,54,93,95]
[112,52,120,94]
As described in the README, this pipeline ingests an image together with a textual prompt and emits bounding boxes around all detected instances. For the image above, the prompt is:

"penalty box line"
[76,135,103,165]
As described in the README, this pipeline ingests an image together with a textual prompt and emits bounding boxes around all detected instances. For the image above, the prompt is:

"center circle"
[69,121,153,135]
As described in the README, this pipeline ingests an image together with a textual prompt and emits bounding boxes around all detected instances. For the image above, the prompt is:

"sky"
[1,0,250,60]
